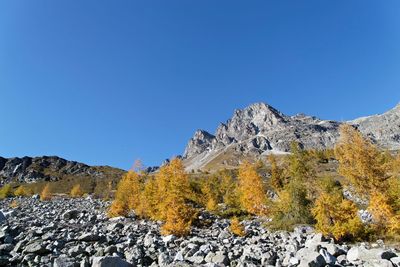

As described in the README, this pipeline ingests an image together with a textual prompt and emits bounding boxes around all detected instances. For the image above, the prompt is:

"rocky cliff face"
[0,156,123,185]
[350,103,400,150]
[183,102,400,170]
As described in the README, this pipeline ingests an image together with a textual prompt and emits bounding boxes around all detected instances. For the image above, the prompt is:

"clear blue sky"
[1,1,399,169]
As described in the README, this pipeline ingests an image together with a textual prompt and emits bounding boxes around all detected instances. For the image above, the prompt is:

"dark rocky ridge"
[0,156,124,185]
[183,102,400,170]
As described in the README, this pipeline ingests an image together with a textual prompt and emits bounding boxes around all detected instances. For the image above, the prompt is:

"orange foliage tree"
[368,192,400,236]
[334,124,390,197]
[312,189,363,241]
[40,183,52,201]
[108,171,143,217]
[156,158,196,236]
[237,161,269,216]
[268,154,285,191]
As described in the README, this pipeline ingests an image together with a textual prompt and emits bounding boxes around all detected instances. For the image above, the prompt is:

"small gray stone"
[0,244,14,253]
[364,259,394,267]
[174,251,184,261]
[23,241,49,255]
[53,256,79,267]
[78,233,100,242]
[319,248,336,264]
[380,250,398,260]
[92,256,133,267]
[0,211,6,224]
[104,245,117,255]
[68,246,85,257]
[62,210,79,220]
[211,252,229,266]
[158,252,171,267]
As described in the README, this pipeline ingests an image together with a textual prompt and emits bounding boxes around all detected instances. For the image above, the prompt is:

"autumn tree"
[155,158,196,236]
[392,153,400,176]
[40,183,52,201]
[201,174,221,212]
[268,154,285,191]
[368,192,400,236]
[160,197,194,236]
[312,178,364,241]
[287,142,315,182]
[135,177,158,218]
[335,124,390,197]
[108,171,142,217]
[70,184,84,198]
[237,161,269,216]
[269,178,314,230]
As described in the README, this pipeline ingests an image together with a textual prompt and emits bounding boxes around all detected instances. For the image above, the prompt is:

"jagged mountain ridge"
[0,155,124,185]
[183,102,400,170]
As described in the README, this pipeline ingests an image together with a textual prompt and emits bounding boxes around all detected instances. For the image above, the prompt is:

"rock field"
[0,197,399,267]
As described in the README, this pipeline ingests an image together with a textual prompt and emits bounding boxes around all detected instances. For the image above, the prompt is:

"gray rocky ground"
[0,197,399,267]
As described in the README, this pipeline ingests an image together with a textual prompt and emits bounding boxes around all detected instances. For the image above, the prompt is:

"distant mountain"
[0,155,125,185]
[183,102,400,170]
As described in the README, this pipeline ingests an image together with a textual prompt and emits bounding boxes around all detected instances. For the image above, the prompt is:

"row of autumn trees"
[108,124,400,241]
[0,183,85,200]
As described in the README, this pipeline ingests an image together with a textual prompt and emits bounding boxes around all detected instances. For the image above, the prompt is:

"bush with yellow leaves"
[237,161,269,216]
[229,216,246,236]
[40,183,52,201]
[108,200,128,217]
[70,184,84,198]
[0,184,13,199]
[14,185,28,197]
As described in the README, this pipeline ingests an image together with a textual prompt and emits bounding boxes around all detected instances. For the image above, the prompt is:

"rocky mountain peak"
[183,130,215,158]
[183,102,400,170]
[231,102,287,126]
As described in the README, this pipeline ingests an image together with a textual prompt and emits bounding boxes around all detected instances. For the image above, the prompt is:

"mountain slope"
[350,103,400,150]
[0,155,125,185]
[183,102,400,170]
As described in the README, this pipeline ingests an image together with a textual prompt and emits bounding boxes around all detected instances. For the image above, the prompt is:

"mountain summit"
[183,102,400,170]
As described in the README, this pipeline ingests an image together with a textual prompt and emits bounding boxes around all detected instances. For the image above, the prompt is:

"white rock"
[289,257,300,265]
